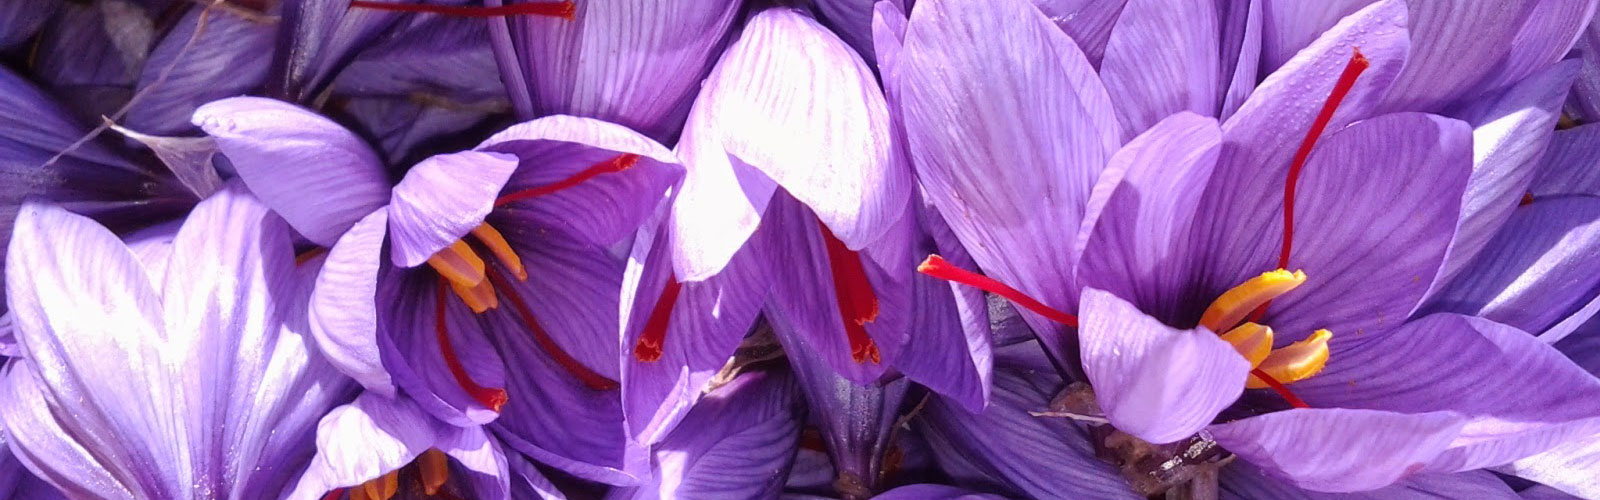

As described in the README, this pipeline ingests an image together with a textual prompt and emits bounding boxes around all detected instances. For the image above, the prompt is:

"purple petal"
[620,227,769,446]
[125,7,274,135]
[874,485,1007,500]
[898,0,1121,359]
[269,0,407,101]
[285,393,510,500]
[0,364,132,499]
[1030,0,1129,67]
[1424,198,1600,340]
[667,91,778,280]
[918,368,1140,499]
[378,271,506,426]
[815,0,882,63]
[894,203,994,413]
[386,150,519,268]
[781,328,908,493]
[762,195,908,384]
[622,370,803,500]
[310,208,396,396]
[1209,409,1467,492]
[871,1,908,79]
[1428,61,1577,290]
[1533,122,1600,198]
[1220,463,1521,500]
[1292,314,1600,472]
[193,97,390,246]
[1079,288,1249,444]
[0,0,58,49]
[477,115,684,248]
[694,7,909,252]
[1077,112,1222,323]
[1100,0,1221,134]
[1259,0,1371,72]
[1251,113,1471,342]
[1191,0,1411,297]
[486,0,741,142]
[1218,0,1262,120]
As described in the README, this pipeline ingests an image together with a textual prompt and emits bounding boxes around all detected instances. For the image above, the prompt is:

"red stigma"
[320,489,345,500]
[1251,368,1310,409]
[434,283,510,412]
[294,247,328,266]
[1248,48,1368,324]
[918,254,1079,327]
[495,153,641,207]
[1521,192,1535,206]
[632,277,682,362]
[485,268,621,391]
[348,1,576,19]
[819,221,882,363]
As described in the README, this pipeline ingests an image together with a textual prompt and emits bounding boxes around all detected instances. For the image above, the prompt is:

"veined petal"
[386,151,519,268]
[0,0,57,49]
[899,0,1121,358]
[1219,463,1521,500]
[779,330,907,491]
[478,115,683,248]
[126,7,275,135]
[1424,198,1600,340]
[1209,409,1467,492]
[1259,0,1371,72]
[1252,113,1470,342]
[697,7,909,251]
[487,0,741,142]
[1193,0,1409,295]
[1100,0,1221,134]
[894,202,994,413]
[309,209,396,396]
[1078,112,1222,324]
[194,97,390,246]
[1533,122,1600,199]
[1079,288,1250,444]
[1427,61,1577,292]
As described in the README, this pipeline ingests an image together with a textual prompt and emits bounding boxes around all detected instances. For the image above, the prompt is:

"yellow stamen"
[471,223,526,281]
[448,277,499,313]
[350,485,372,500]
[376,471,399,500]
[1199,269,1306,332]
[1219,322,1273,369]
[1247,329,1332,388]
[426,240,487,289]
[420,449,451,495]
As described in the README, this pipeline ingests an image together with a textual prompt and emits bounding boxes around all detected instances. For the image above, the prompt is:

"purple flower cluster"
[2,0,1600,498]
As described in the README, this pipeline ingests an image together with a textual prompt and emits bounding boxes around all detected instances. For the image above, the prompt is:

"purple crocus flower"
[0,185,356,499]
[896,0,1600,493]
[194,96,683,485]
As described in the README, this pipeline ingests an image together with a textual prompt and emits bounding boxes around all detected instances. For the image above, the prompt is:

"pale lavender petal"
[1220,463,1521,500]
[0,364,135,500]
[386,151,519,268]
[1218,0,1262,120]
[193,97,390,246]
[1079,288,1249,444]
[1209,409,1467,492]
[696,7,909,251]
[1100,0,1221,134]
[1258,0,1371,72]
[1030,0,1130,66]
[1533,122,1600,198]
[899,0,1121,361]
[309,209,396,396]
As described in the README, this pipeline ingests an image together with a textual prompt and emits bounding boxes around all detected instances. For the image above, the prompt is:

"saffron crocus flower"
[615,6,993,467]
[899,0,1600,492]
[486,0,742,143]
[194,96,683,484]
[0,185,357,499]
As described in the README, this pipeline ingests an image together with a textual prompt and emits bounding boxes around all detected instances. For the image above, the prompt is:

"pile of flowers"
[1,0,1599,498]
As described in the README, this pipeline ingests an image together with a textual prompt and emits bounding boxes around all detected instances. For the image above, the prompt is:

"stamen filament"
[820,221,881,364]
[494,153,641,207]
[435,283,509,412]
[485,268,621,390]
[348,0,576,19]
[918,254,1079,327]
[471,223,526,281]
[633,277,682,362]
